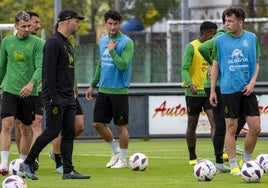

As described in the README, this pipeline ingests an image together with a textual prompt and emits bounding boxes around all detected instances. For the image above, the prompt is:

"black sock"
[188,147,197,160]
[54,154,63,168]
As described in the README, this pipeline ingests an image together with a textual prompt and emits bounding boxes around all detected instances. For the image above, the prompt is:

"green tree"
[121,0,180,28]
[0,0,89,39]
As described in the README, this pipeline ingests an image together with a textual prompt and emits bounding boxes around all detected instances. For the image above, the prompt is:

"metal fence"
[76,20,268,84]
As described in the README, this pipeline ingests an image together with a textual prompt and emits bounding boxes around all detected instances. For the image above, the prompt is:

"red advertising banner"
[149,95,268,135]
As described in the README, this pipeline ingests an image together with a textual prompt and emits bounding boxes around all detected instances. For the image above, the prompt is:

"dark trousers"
[205,87,225,163]
[25,101,76,173]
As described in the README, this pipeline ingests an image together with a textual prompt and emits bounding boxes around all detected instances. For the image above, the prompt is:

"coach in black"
[23,10,90,180]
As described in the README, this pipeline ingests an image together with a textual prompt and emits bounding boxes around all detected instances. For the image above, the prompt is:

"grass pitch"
[2,138,268,188]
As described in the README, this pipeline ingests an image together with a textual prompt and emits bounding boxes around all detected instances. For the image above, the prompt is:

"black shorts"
[185,96,212,116]
[1,92,35,125]
[221,92,260,118]
[75,98,83,115]
[33,92,44,115]
[94,92,129,125]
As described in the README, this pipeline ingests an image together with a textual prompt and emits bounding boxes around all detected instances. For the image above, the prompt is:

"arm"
[86,60,101,100]
[198,38,214,65]
[0,39,7,84]
[44,39,59,102]
[242,37,261,96]
[20,38,44,98]
[209,61,219,107]
[181,44,194,86]
[109,39,134,71]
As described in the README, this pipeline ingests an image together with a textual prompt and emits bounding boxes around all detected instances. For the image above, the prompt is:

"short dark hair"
[104,10,121,22]
[26,11,39,18]
[222,10,226,24]
[15,11,30,23]
[224,6,245,22]
[200,21,218,33]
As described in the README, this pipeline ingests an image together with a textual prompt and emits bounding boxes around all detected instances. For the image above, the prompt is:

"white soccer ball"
[255,154,268,166]
[193,159,216,181]
[2,175,27,188]
[241,160,264,183]
[9,159,26,178]
[129,153,149,171]
[260,157,268,173]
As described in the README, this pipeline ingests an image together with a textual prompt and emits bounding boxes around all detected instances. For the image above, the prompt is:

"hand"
[85,86,94,100]
[242,83,254,96]
[20,82,34,98]
[209,90,218,107]
[108,40,117,51]
[189,84,197,95]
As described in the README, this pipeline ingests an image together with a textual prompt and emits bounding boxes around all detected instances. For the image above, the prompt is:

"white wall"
[188,0,233,8]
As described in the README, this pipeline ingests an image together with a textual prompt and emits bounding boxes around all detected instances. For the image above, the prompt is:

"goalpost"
[0,24,16,43]
[166,18,268,82]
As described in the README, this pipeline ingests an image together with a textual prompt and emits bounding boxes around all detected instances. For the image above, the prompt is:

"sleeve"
[198,38,214,65]
[0,38,7,84]
[109,39,134,71]
[43,39,59,101]
[30,38,44,86]
[181,43,194,86]
[90,60,101,87]
[256,36,261,59]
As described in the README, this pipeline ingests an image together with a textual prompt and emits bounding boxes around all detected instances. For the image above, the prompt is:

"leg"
[0,117,14,168]
[93,122,114,142]
[51,134,63,172]
[23,103,62,180]
[31,114,43,145]
[93,122,120,167]
[235,116,246,155]
[74,115,84,138]
[186,114,199,162]
[74,98,84,139]
[205,109,216,140]
[61,105,76,174]
[15,119,21,153]
[205,87,227,169]
[243,116,261,162]
[19,123,32,158]
[225,118,238,167]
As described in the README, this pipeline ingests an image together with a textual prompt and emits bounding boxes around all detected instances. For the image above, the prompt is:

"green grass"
[2,138,268,188]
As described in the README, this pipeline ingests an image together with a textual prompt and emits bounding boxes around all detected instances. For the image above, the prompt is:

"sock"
[215,163,224,169]
[108,139,120,154]
[229,158,238,169]
[216,154,223,164]
[54,154,63,168]
[120,149,127,162]
[188,147,196,160]
[243,153,252,162]
[1,151,9,166]
[20,154,27,160]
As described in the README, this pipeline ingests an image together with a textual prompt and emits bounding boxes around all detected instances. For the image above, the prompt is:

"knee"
[75,121,84,132]
[250,126,261,137]
[20,125,31,135]
[93,122,103,129]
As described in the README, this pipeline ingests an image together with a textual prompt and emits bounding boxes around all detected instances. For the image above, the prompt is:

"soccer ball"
[260,157,268,173]
[241,160,264,183]
[9,159,26,178]
[193,159,216,181]
[255,154,268,165]
[255,154,268,173]
[129,153,149,171]
[2,175,27,188]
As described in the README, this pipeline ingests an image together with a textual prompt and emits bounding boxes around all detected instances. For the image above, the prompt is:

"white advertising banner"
[149,95,268,135]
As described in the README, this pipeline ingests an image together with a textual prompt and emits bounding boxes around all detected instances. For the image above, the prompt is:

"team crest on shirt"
[228,48,249,71]
[231,49,244,59]
[52,106,59,115]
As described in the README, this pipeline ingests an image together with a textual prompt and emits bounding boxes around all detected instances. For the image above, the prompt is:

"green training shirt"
[0,34,44,96]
